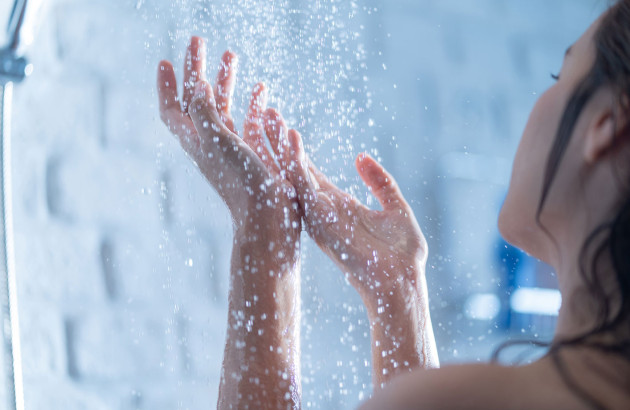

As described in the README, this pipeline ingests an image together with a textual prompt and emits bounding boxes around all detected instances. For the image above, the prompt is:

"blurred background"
[0,0,606,408]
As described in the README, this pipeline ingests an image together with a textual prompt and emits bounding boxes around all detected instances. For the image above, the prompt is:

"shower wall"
[11,1,221,408]
[7,0,602,408]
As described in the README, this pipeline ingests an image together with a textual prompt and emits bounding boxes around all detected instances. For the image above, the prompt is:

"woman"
[156,0,630,408]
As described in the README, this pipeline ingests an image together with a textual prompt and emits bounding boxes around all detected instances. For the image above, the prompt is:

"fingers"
[157,60,181,116]
[215,50,238,132]
[263,108,292,171]
[188,80,235,158]
[243,83,279,173]
[183,36,207,113]
[157,60,199,150]
[355,153,408,211]
[287,129,319,214]
[244,83,268,128]
[188,80,273,214]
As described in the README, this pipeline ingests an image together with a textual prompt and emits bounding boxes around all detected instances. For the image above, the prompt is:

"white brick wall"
[5,0,605,408]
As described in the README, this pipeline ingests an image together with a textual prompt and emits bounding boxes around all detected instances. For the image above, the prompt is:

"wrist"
[364,281,427,327]
[227,240,301,351]
[229,230,301,308]
[360,259,427,318]
[233,197,301,242]
[233,226,300,264]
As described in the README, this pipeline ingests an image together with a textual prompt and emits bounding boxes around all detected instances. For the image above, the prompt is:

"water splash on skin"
[144,1,379,407]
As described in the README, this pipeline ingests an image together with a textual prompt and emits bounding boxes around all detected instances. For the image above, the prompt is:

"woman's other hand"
[278,130,427,304]
[269,127,439,387]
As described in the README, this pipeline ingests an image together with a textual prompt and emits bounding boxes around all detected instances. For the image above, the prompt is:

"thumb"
[355,153,408,211]
[287,129,318,216]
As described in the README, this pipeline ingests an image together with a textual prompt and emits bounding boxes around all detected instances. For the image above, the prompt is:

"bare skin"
[157,37,303,409]
[156,4,630,409]
[360,346,630,410]
[273,130,439,388]
[273,8,630,410]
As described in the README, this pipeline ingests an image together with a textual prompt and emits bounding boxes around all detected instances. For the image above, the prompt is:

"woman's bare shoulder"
[360,359,587,410]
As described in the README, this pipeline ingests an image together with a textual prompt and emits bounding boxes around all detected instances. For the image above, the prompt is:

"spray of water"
[143,1,385,407]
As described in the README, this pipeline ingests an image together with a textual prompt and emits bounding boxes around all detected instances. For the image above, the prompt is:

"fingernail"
[357,152,366,162]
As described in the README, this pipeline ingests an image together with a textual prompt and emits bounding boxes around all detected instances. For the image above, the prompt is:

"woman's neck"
[553,235,621,344]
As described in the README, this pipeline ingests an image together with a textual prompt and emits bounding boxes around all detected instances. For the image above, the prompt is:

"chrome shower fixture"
[6,0,44,56]
[0,1,45,409]
[0,49,30,84]
[1,0,40,84]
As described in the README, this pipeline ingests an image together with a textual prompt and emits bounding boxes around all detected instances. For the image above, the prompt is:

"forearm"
[364,273,439,390]
[218,236,301,409]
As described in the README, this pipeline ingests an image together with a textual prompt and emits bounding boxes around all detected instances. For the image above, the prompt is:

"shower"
[0,0,43,409]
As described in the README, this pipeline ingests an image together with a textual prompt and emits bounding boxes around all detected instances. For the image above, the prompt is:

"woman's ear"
[584,95,630,164]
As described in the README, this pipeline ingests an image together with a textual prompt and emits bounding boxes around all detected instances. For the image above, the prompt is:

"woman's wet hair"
[494,1,630,408]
